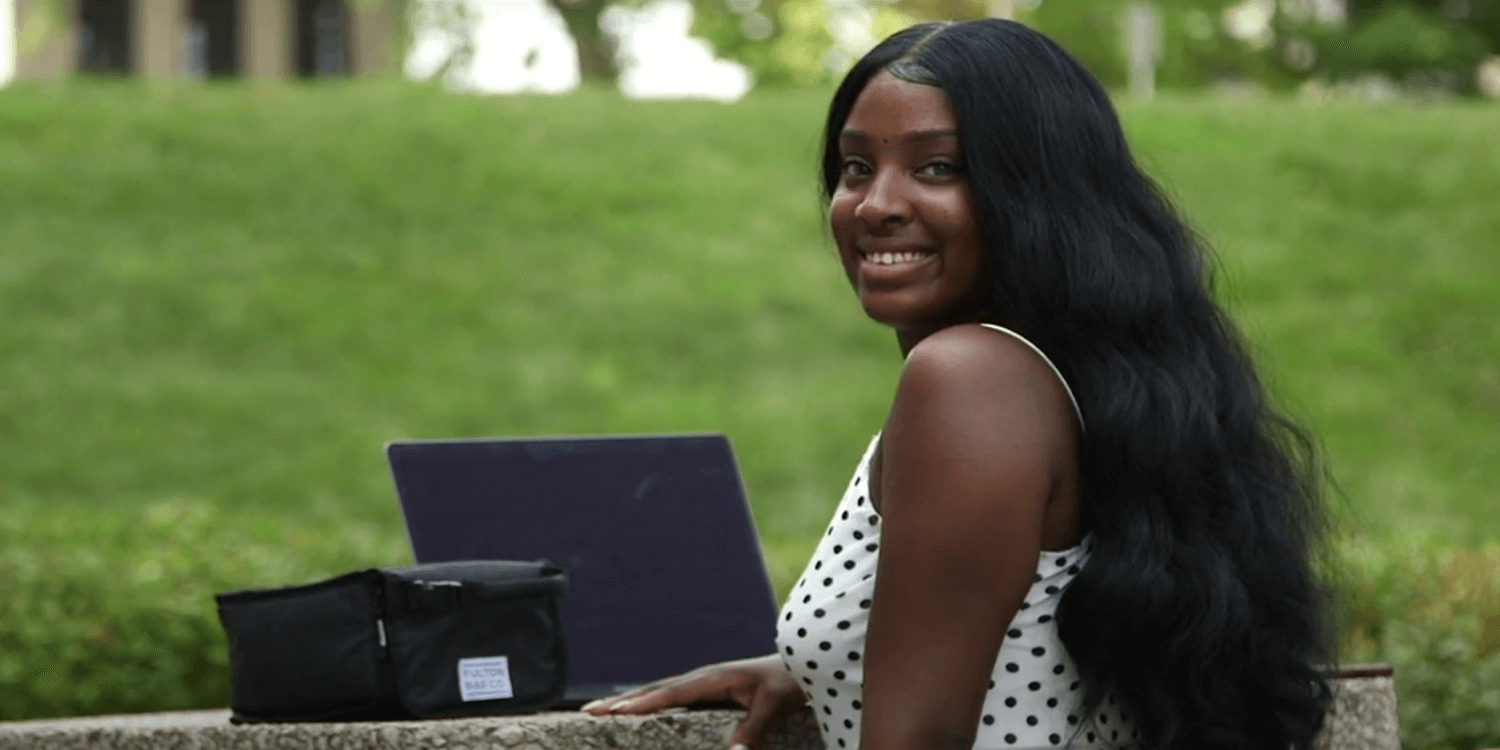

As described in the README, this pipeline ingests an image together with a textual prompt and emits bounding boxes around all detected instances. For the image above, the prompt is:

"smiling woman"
[586,19,1333,750]
[829,72,991,350]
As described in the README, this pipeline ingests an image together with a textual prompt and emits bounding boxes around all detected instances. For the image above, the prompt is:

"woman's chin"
[859,296,935,332]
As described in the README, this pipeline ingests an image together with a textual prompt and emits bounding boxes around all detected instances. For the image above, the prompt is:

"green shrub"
[0,501,408,720]
[7,508,1500,750]
[1337,532,1500,749]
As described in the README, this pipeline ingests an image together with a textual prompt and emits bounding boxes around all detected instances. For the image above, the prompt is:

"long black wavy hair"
[820,19,1334,750]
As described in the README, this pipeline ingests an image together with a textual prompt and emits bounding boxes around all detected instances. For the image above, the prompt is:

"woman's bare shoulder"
[893,323,1077,445]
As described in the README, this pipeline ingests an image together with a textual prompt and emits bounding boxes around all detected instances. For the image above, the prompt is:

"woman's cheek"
[828,196,860,276]
[828,192,856,233]
[925,188,977,238]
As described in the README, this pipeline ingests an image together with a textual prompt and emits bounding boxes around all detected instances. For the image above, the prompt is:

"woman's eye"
[840,158,871,178]
[919,160,962,177]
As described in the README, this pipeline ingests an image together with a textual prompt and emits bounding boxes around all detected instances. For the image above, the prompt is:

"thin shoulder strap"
[978,324,1086,432]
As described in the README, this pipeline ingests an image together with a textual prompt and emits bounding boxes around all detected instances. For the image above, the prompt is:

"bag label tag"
[458,656,514,701]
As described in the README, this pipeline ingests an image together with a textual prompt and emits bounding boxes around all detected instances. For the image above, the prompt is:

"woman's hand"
[581,654,806,749]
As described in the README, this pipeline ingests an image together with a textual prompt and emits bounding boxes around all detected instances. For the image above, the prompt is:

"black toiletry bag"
[216,559,568,722]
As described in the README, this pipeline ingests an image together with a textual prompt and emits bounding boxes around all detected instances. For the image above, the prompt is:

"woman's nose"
[854,170,912,227]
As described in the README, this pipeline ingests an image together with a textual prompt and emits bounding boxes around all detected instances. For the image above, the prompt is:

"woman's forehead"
[841,71,959,141]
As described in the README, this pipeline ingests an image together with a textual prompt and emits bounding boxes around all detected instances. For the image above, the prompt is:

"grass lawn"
[0,81,1496,734]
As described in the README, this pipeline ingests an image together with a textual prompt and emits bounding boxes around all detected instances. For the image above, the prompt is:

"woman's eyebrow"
[840,129,959,143]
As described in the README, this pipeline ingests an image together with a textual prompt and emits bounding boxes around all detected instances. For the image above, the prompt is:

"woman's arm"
[860,324,1079,750]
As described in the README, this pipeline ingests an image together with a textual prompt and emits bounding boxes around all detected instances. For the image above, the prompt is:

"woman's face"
[829,70,990,346]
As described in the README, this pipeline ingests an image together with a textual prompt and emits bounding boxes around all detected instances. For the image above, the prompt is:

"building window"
[78,0,131,74]
[185,0,240,77]
[297,0,349,76]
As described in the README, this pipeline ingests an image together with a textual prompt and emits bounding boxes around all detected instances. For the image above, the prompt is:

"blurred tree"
[1346,0,1500,53]
[407,0,618,82]
[1011,0,1497,95]
[689,0,837,85]
[545,0,621,81]
[456,0,1497,93]
[684,0,1272,90]
[407,0,479,82]
[1306,1,1496,93]
[895,0,988,22]
[1015,1,1130,87]
[1155,3,1271,88]
[1014,0,1258,91]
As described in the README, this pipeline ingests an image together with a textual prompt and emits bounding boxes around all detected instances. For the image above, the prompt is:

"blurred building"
[10,0,399,79]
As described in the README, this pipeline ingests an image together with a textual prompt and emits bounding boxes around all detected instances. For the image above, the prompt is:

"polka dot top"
[774,325,1136,750]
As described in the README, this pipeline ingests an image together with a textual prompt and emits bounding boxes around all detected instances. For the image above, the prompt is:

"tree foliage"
[406,0,480,83]
[402,0,1497,93]
[547,0,622,81]
[690,0,837,86]
[676,0,1499,94]
[406,0,619,83]
[1303,1,1497,93]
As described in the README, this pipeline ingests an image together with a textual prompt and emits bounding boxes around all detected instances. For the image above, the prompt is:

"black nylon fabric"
[215,560,568,722]
[386,593,568,716]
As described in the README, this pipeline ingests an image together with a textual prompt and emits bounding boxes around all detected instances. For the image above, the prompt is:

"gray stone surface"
[1316,676,1401,750]
[0,677,1396,750]
[0,707,822,750]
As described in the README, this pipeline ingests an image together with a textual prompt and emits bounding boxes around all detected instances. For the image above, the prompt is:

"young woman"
[585,19,1333,750]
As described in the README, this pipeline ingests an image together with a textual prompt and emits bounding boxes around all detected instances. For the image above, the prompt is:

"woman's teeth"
[864,251,928,265]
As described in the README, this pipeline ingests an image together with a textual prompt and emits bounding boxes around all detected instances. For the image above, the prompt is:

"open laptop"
[385,433,781,706]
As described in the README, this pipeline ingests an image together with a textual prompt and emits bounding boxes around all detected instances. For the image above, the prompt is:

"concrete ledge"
[1317,675,1400,750]
[0,676,1396,750]
[0,707,822,750]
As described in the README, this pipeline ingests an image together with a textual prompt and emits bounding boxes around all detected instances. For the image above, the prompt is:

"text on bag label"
[458,656,514,701]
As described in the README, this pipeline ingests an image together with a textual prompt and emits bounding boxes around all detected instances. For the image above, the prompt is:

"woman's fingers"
[727,684,782,749]
[581,689,653,715]
[581,670,703,714]
[579,696,624,715]
[582,690,659,715]
[582,672,732,715]
[608,675,734,714]
[581,689,638,714]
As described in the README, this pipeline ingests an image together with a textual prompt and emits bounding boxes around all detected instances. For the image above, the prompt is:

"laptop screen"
[387,434,780,695]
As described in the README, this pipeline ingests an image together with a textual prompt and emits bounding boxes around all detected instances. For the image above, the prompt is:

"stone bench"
[0,665,1398,750]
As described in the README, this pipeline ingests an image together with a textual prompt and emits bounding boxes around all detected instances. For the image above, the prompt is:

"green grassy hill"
[1,82,1496,742]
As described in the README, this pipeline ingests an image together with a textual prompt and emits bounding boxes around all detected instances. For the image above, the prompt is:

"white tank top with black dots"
[774,325,1136,750]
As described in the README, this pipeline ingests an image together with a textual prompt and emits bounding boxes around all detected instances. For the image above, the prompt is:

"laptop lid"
[386,433,780,701]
